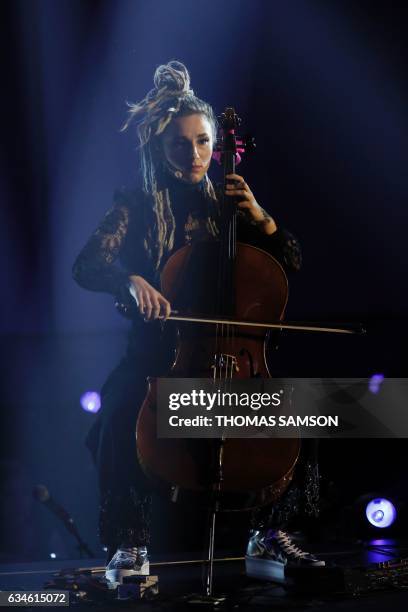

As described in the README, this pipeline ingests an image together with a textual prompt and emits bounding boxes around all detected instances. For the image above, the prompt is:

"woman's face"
[160,113,214,184]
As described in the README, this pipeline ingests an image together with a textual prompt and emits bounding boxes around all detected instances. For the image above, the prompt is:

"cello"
[136,108,300,512]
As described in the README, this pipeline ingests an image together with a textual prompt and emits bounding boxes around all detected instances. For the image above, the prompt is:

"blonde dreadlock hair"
[121,60,219,271]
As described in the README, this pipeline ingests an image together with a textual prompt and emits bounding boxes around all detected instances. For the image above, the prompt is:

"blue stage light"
[80,391,101,413]
[50,553,56,559]
[368,374,384,394]
[366,498,396,528]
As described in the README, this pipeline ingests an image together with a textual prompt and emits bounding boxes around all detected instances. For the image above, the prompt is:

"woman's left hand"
[225,173,277,235]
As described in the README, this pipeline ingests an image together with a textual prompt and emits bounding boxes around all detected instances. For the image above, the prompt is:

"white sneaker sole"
[105,561,150,586]
[245,556,285,583]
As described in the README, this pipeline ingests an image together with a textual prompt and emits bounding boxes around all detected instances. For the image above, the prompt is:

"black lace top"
[72,177,302,312]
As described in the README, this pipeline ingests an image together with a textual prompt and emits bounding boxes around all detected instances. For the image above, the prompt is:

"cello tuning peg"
[242,134,256,152]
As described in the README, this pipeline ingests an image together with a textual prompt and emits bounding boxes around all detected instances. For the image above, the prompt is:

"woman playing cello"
[73,60,323,586]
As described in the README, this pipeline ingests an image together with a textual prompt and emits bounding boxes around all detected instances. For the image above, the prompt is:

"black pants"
[86,351,320,554]
[85,355,154,551]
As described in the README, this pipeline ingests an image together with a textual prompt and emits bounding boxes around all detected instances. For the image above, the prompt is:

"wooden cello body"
[136,242,300,511]
[136,108,300,512]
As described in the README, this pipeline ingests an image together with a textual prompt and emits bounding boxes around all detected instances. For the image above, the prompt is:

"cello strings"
[227,172,237,384]
[214,159,228,380]
[229,209,236,387]
[220,153,231,380]
[215,160,227,380]
[226,128,236,382]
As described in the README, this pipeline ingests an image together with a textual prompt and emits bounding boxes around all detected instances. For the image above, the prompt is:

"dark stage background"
[1,0,407,562]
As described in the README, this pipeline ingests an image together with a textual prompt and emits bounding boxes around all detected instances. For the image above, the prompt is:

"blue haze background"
[1,0,407,561]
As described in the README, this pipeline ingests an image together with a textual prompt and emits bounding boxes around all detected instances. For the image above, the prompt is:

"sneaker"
[245,530,325,583]
[105,546,149,586]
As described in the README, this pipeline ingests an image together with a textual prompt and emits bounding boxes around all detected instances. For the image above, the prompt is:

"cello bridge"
[211,353,240,377]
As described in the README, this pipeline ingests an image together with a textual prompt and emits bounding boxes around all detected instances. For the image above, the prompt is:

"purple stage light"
[80,391,101,413]
[366,498,396,528]
[368,373,384,394]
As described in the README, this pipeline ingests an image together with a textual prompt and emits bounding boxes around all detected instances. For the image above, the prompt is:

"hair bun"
[153,60,191,95]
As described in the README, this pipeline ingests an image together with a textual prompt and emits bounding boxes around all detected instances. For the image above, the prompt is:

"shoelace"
[117,547,140,561]
[274,531,311,559]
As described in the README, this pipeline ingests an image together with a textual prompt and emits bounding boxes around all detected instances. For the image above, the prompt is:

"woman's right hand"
[128,275,172,321]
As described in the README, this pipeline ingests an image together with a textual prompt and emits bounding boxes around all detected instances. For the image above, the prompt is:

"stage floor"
[1,540,408,610]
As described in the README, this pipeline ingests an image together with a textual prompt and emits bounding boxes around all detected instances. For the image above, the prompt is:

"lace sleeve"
[237,208,302,273]
[72,197,132,296]
[267,227,302,272]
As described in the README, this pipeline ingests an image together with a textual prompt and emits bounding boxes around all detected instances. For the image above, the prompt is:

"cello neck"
[218,108,240,316]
